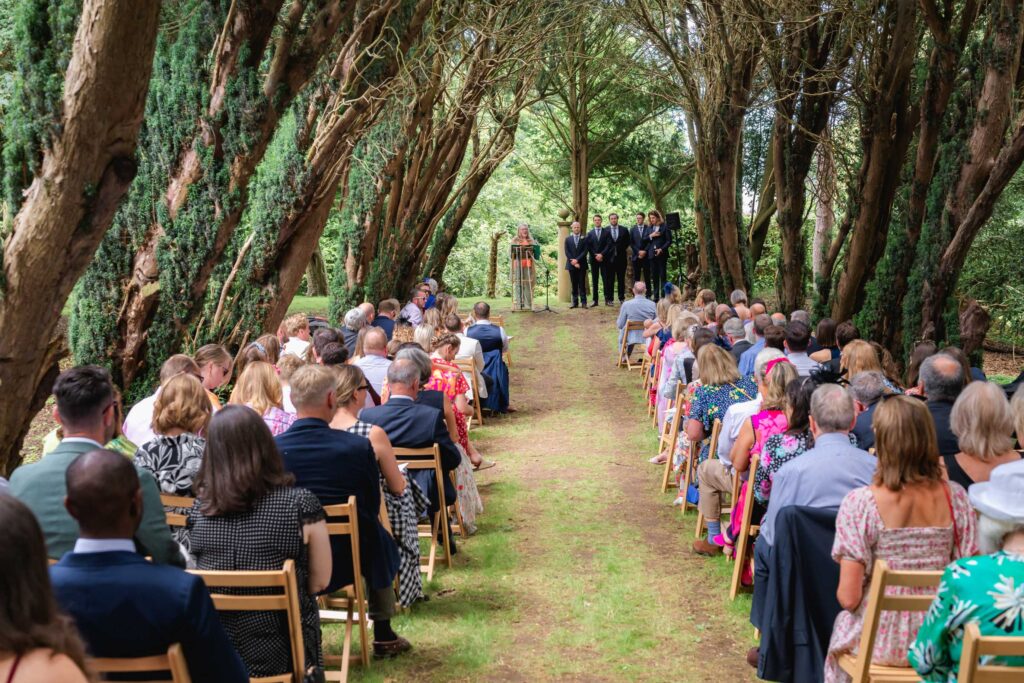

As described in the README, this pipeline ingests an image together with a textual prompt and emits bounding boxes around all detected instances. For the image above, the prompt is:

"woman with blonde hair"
[840,339,901,392]
[229,361,295,436]
[413,323,434,352]
[134,373,212,551]
[946,381,1022,489]
[825,396,978,682]
[421,307,442,334]
[435,292,459,322]
[194,343,233,410]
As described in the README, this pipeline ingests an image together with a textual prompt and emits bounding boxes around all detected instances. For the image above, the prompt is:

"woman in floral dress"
[824,396,978,682]
[909,459,1024,680]
[685,345,757,466]
[134,373,212,552]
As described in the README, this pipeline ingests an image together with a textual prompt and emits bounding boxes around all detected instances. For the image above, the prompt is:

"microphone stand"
[536,264,557,313]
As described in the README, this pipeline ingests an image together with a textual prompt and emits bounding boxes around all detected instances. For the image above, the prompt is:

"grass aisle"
[331,299,756,682]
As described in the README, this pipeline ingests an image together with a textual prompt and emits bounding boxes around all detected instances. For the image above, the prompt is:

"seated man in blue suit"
[360,359,463,520]
[275,364,408,658]
[50,449,247,682]
[465,301,510,413]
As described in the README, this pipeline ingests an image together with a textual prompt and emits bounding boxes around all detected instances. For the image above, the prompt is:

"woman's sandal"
[474,459,497,471]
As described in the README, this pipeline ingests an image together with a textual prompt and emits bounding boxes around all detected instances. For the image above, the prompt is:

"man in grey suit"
[10,365,181,565]
[616,281,658,356]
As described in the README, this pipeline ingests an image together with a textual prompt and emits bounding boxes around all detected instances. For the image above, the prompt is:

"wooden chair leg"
[660,451,674,493]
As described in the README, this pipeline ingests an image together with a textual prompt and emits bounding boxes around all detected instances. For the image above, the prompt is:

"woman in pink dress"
[824,396,977,682]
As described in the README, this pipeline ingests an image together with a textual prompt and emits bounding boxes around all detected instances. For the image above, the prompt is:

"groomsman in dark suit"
[630,212,651,293]
[586,213,615,307]
[607,213,631,304]
[648,209,672,301]
[564,220,589,308]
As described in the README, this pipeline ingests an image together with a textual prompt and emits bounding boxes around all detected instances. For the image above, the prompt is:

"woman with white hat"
[909,459,1024,680]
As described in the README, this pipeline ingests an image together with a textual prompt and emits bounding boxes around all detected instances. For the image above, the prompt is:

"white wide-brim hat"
[968,458,1024,522]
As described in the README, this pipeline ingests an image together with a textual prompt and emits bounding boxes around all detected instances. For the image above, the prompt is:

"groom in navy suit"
[564,220,589,308]
[50,449,247,682]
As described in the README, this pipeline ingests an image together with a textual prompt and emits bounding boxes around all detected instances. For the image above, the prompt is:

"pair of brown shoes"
[692,538,723,556]
[373,636,412,659]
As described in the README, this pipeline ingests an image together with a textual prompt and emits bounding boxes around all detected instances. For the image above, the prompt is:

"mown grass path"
[337,301,757,681]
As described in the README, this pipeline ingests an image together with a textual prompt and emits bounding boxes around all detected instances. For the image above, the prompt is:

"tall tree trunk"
[304,246,329,296]
[0,0,161,473]
[812,138,835,285]
[747,138,775,265]
[829,0,918,323]
[73,0,353,399]
[487,231,504,298]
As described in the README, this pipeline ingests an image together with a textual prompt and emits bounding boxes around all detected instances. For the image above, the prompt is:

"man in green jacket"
[10,365,182,566]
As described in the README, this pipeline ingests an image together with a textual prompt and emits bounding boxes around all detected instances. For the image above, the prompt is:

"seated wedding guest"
[739,314,772,375]
[0,495,89,683]
[134,372,212,552]
[655,314,698,432]
[393,346,462,446]
[281,313,312,359]
[122,354,201,446]
[341,307,367,356]
[764,324,786,352]
[617,281,658,355]
[361,360,463,525]
[413,323,435,352]
[41,386,136,458]
[840,339,899,392]
[189,405,330,676]
[255,333,282,365]
[825,395,977,682]
[910,459,1024,680]
[826,321,861,373]
[274,366,406,657]
[422,307,442,333]
[771,312,787,326]
[354,327,392,395]
[423,278,439,309]
[848,371,886,450]
[358,302,375,329]
[752,375,825,506]
[319,342,349,366]
[783,321,820,377]
[726,317,751,363]
[731,289,750,320]
[277,353,305,414]
[352,327,368,360]
[373,298,400,340]
[311,327,342,364]
[447,313,488,401]
[401,285,427,326]
[234,339,270,380]
[946,380,1023,489]
[809,318,840,364]
[659,326,714,409]
[194,343,233,410]
[11,366,180,565]
[717,348,786,468]
[903,341,937,394]
[52,450,247,682]
[229,361,295,436]
[466,302,511,413]
[919,352,965,457]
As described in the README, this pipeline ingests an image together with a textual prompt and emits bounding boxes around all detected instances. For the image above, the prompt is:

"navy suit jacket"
[371,315,395,340]
[630,224,650,262]
[360,397,460,509]
[648,222,672,256]
[275,418,398,591]
[586,227,615,263]
[564,233,588,271]
[608,225,630,262]
[51,551,247,682]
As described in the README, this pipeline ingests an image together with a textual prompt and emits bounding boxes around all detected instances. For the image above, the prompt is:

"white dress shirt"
[354,353,392,395]
[401,301,423,326]
[282,337,310,360]
[123,392,159,447]
[455,333,487,399]
[73,538,137,554]
[717,395,763,469]
[785,351,822,377]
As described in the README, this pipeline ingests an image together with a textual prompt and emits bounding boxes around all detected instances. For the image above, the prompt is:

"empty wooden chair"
[694,419,726,539]
[659,384,685,494]
[91,643,191,682]
[159,493,195,529]
[957,621,1024,682]
[318,497,370,682]
[617,321,645,369]
[189,559,305,683]
[392,445,452,580]
[730,455,761,600]
[453,357,484,426]
[836,559,942,682]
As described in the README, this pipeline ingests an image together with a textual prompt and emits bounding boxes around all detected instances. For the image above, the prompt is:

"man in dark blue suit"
[630,212,651,293]
[465,302,510,412]
[607,213,631,304]
[564,220,589,308]
[274,364,408,656]
[647,209,672,301]
[50,449,248,682]
[360,359,462,516]
[586,213,615,306]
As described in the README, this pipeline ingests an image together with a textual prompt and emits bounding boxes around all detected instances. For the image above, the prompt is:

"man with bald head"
[354,325,392,395]
[918,353,965,457]
[50,450,247,681]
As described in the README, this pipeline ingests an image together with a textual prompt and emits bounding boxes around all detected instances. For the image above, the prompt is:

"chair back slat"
[957,621,1024,682]
[160,494,194,529]
[91,643,191,683]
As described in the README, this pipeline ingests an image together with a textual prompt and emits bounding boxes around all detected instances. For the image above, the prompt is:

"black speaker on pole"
[665,211,681,232]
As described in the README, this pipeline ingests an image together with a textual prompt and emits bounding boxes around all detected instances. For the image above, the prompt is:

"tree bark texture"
[304,245,329,296]
[0,0,161,473]
[487,231,505,298]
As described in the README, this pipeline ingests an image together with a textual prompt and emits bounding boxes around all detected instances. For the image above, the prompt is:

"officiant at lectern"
[511,223,540,311]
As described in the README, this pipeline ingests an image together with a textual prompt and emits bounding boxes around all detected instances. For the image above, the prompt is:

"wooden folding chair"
[678,441,701,513]
[159,493,195,528]
[639,351,652,388]
[958,621,1024,682]
[694,420,725,539]
[454,358,484,426]
[318,497,370,682]
[837,559,942,682]
[492,314,511,369]
[648,350,662,424]
[91,643,191,682]
[617,321,645,369]
[190,559,305,683]
[660,385,685,493]
[730,454,760,600]
[393,445,452,580]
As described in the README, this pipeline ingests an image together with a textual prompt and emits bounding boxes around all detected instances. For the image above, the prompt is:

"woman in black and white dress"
[188,405,331,679]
